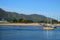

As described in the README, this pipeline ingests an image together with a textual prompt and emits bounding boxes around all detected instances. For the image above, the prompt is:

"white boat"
[43,17,56,30]
[43,27,54,30]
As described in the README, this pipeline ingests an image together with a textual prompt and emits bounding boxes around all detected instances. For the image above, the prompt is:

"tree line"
[12,18,59,24]
[12,18,33,23]
[0,18,59,24]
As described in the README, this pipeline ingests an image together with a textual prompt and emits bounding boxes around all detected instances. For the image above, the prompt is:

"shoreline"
[0,23,60,26]
[0,23,41,26]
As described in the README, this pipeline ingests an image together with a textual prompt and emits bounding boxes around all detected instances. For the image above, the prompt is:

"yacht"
[43,26,54,30]
[43,18,56,30]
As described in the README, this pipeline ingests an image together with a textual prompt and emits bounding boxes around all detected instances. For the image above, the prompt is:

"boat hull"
[43,27,54,30]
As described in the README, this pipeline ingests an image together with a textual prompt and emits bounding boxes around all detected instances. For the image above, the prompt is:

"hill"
[0,8,58,23]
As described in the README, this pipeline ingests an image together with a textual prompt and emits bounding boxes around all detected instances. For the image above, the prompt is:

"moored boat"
[43,27,54,30]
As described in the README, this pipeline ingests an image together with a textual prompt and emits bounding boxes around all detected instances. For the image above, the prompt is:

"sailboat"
[43,18,55,30]
[43,26,54,30]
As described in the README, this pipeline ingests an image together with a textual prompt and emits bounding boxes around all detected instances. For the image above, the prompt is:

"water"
[0,26,60,40]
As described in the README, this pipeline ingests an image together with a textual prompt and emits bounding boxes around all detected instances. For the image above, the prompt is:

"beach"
[0,23,60,26]
[0,23,41,26]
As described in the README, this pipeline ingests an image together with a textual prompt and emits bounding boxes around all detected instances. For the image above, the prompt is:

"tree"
[52,20,58,24]
[18,19,33,23]
[58,21,60,24]
[19,18,25,23]
[12,18,17,23]
[25,20,33,23]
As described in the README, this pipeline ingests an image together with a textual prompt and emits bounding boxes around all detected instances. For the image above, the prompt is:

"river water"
[0,26,60,40]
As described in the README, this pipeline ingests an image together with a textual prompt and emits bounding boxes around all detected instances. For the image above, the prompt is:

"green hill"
[0,8,58,23]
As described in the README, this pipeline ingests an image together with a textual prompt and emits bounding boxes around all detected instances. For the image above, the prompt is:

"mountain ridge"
[0,8,57,23]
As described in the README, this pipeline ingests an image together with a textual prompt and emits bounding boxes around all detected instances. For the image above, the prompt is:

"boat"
[43,24,55,30]
[43,17,56,30]
[43,27,54,30]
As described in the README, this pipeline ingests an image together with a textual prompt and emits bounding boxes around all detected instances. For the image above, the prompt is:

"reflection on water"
[0,26,60,40]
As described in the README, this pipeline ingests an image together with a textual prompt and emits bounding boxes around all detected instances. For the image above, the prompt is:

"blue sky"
[0,0,60,21]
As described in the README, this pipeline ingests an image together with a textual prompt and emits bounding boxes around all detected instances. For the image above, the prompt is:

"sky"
[0,0,60,21]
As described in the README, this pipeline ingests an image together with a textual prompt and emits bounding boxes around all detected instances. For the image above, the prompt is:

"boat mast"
[47,17,48,25]
[50,14,53,25]
[47,12,48,27]
[50,14,54,27]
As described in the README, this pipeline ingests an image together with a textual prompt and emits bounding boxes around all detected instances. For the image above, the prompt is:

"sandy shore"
[0,23,41,26]
[0,23,60,26]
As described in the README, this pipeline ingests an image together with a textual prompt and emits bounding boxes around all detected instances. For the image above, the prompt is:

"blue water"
[0,26,60,40]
